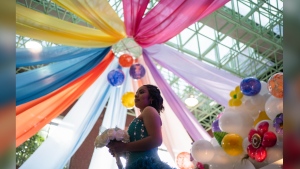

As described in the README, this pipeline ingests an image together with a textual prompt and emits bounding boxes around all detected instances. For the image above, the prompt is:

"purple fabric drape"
[123,0,230,47]
[143,51,211,141]
[143,44,242,107]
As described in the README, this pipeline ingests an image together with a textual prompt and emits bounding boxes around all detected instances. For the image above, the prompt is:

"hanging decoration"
[129,63,146,79]
[107,69,125,87]
[121,92,135,109]
[119,54,134,67]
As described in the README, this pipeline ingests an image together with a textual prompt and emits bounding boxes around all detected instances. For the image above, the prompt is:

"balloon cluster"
[107,53,147,108]
[190,73,283,168]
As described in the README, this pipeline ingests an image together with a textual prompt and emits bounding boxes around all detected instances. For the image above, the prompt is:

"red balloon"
[119,54,133,67]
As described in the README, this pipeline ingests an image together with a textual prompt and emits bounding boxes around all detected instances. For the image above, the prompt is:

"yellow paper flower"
[228,86,243,107]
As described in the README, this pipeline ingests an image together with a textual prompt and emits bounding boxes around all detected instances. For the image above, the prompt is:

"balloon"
[266,145,283,164]
[253,111,271,126]
[191,140,215,163]
[242,97,260,118]
[107,69,125,87]
[176,152,195,169]
[240,77,261,96]
[221,134,244,156]
[267,72,283,98]
[259,81,269,95]
[119,54,133,67]
[273,113,283,135]
[211,119,221,132]
[249,94,266,111]
[243,137,250,154]
[121,92,135,109]
[265,96,283,120]
[219,108,254,138]
[210,137,219,147]
[129,63,146,79]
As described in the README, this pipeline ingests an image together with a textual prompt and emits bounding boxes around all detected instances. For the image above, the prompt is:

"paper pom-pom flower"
[229,86,243,107]
[273,113,283,135]
[247,121,277,162]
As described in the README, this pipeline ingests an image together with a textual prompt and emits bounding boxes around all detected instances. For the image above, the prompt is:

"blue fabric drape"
[16,46,104,67]
[16,47,110,105]
[20,58,119,169]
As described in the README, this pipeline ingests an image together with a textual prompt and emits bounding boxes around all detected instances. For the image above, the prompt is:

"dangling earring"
[150,100,153,105]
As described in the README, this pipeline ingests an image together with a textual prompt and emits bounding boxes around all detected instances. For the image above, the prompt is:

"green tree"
[16,134,45,168]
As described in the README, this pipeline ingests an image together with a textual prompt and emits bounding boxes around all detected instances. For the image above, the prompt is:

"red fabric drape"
[16,51,114,147]
[123,0,229,47]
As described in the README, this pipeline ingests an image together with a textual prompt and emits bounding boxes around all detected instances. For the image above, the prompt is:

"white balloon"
[243,98,260,118]
[266,145,283,164]
[242,137,250,154]
[233,159,256,169]
[259,81,269,95]
[219,108,254,138]
[210,137,219,147]
[265,96,283,120]
[191,140,215,163]
[250,94,266,111]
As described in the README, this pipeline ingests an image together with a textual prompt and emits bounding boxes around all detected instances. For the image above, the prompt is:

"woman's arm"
[107,106,162,153]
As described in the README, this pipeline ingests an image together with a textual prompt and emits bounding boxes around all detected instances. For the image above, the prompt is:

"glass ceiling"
[16,0,283,130]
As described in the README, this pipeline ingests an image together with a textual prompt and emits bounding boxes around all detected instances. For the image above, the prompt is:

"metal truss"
[16,0,283,131]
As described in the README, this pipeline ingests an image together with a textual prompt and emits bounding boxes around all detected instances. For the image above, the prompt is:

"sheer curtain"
[89,68,131,169]
[20,58,119,169]
[123,0,229,47]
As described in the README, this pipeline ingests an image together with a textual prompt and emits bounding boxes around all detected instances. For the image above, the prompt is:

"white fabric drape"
[20,58,119,169]
[89,68,131,169]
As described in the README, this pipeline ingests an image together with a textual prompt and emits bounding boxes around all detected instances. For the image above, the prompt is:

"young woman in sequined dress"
[107,84,175,169]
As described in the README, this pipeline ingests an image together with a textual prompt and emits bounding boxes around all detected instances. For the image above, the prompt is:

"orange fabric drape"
[16,51,114,147]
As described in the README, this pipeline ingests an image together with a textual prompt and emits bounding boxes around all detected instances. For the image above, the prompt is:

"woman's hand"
[106,141,127,156]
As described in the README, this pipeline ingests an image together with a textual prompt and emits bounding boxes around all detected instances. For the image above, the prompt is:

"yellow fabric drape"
[52,0,125,38]
[16,4,125,47]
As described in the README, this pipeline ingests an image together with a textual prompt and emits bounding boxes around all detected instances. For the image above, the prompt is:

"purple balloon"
[212,119,221,132]
[129,63,146,79]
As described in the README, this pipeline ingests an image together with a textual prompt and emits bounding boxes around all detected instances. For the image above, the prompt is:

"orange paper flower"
[229,86,243,107]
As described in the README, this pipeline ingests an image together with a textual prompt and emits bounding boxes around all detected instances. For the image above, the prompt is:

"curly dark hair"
[144,84,164,114]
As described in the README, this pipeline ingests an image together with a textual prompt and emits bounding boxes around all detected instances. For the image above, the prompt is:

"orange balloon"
[176,152,194,169]
[267,73,283,98]
[119,54,133,67]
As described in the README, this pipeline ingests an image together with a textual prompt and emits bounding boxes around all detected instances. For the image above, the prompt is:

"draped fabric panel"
[16,4,122,47]
[122,0,149,37]
[123,0,229,47]
[16,46,107,67]
[89,68,130,169]
[143,52,211,141]
[52,0,126,38]
[17,47,110,105]
[16,51,114,147]
[144,44,242,106]
[20,58,119,169]
[131,57,193,160]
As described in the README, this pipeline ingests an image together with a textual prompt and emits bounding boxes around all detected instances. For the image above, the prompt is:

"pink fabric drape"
[123,0,230,47]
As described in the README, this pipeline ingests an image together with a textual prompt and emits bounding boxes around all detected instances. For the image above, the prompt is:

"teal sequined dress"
[125,118,175,169]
